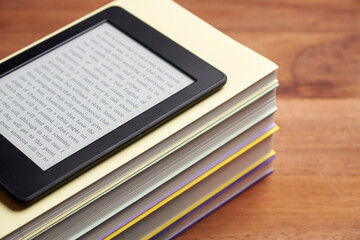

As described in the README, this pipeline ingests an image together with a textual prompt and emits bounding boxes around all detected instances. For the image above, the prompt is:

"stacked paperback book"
[0,0,278,239]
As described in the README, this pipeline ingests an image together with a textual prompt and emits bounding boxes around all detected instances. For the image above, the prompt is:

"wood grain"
[174,0,360,239]
[0,0,360,239]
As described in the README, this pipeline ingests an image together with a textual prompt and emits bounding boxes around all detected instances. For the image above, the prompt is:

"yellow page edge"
[104,125,279,239]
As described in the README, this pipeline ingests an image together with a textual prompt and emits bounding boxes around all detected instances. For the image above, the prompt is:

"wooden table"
[1,0,359,239]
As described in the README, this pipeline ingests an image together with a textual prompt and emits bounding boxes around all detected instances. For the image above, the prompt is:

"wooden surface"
[0,0,359,239]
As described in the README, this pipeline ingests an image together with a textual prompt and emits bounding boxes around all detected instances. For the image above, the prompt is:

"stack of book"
[0,0,278,239]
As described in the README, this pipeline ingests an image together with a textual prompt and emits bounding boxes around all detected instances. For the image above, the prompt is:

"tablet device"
[0,6,226,204]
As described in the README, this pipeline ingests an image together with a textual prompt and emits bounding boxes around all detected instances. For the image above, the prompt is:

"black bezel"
[0,6,226,204]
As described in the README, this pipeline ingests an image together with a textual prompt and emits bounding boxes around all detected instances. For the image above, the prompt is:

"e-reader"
[0,6,226,204]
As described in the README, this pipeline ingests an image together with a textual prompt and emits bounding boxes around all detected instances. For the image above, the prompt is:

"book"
[0,0,278,238]
[78,130,278,240]
[32,118,278,239]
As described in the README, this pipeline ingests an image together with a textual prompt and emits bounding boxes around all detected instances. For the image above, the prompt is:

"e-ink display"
[0,22,193,170]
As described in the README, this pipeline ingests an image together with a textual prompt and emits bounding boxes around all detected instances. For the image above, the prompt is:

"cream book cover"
[0,0,277,237]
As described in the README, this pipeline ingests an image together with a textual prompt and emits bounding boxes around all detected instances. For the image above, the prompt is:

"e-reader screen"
[0,22,194,170]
